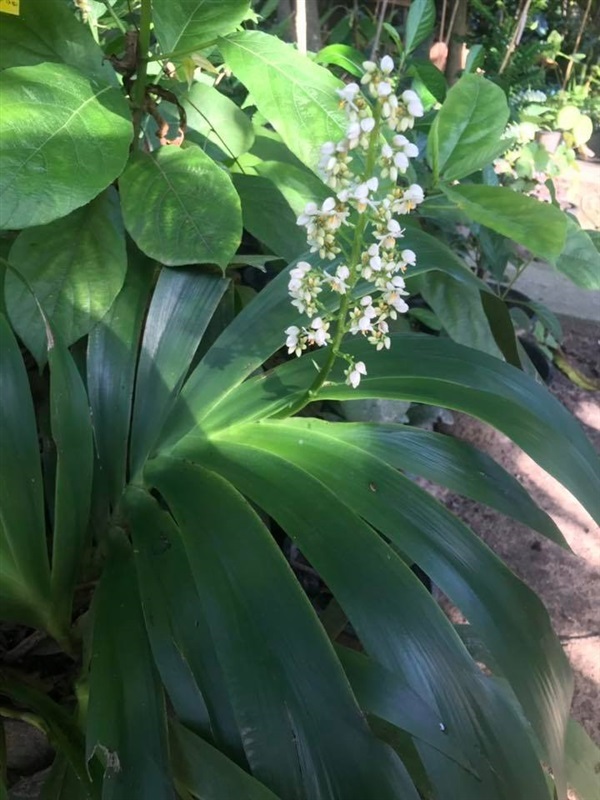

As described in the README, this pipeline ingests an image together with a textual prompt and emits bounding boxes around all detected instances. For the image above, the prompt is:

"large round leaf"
[5,189,127,365]
[0,63,132,229]
[153,0,251,54]
[119,146,242,269]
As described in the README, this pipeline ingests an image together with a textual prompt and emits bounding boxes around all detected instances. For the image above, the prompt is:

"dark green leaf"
[153,0,251,55]
[0,64,132,229]
[407,59,447,102]
[41,754,94,800]
[0,314,51,631]
[86,244,154,509]
[416,271,502,357]
[146,459,418,800]
[405,0,436,53]
[219,31,346,173]
[552,219,600,289]
[6,189,127,366]
[441,184,568,262]
[48,338,93,627]
[314,44,364,77]
[87,542,175,799]
[427,74,509,181]
[179,82,255,161]
[171,724,281,800]
[119,146,242,269]
[129,267,228,477]
[479,290,522,367]
[0,0,117,84]
[403,227,486,289]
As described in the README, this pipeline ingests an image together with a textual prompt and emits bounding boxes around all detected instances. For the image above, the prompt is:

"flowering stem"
[278,111,383,419]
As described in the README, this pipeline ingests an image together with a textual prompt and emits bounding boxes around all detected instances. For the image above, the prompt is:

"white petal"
[380,55,394,74]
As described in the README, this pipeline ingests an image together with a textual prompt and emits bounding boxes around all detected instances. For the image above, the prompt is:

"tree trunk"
[445,0,468,84]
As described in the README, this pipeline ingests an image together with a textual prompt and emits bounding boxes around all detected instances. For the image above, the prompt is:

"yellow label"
[0,0,20,14]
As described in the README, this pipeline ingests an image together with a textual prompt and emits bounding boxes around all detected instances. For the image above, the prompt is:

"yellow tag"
[0,0,20,14]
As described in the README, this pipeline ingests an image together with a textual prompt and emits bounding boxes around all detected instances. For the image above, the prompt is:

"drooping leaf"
[427,74,509,181]
[314,44,364,78]
[86,244,154,509]
[0,314,51,631]
[402,227,486,289]
[145,459,419,800]
[441,184,568,262]
[153,0,251,55]
[404,0,436,53]
[183,434,550,800]
[179,82,255,161]
[0,64,132,229]
[416,271,502,358]
[0,0,117,84]
[6,189,127,365]
[119,146,242,269]
[87,542,175,800]
[170,723,281,800]
[126,487,244,760]
[48,336,93,627]
[552,219,600,290]
[129,267,228,477]
[219,31,346,173]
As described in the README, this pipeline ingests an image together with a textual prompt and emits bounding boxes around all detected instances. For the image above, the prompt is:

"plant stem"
[102,0,127,34]
[501,257,532,299]
[131,0,152,146]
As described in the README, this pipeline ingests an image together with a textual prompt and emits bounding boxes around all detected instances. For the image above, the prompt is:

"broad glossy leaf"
[0,64,132,229]
[220,31,346,173]
[479,287,522,367]
[232,173,308,261]
[126,487,244,759]
[119,146,242,269]
[86,244,154,509]
[146,459,418,800]
[48,337,93,627]
[153,0,250,55]
[405,0,436,53]
[179,82,255,161]
[427,74,509,181]
[552,219,600,289]
[87,543,174,799]
[6,190,127,365]
[416,271,502,357]
[184,435,548,799]
[129,267,228,478]
[171,724,281,800]
[407,59,447,103]
[441,184,568,262]
[0,314,50,629]
[403,227,485,289]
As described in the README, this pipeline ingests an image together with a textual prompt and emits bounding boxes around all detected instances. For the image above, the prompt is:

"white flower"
[393,184,424,215]
[326,264,350,294]
[337,82,360,109]
[375,218,404,249]
[380,55,394,74]
[352,177,379,213]
[377,81,392,98]
[402,90,424,118]
[400,248,416,267]
[285,325,303,357]
[307,316,331,347]
[345,360,367,388]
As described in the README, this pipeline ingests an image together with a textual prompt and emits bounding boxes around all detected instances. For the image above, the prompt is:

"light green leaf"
[153,0,251,55]
[314,44,364,77]
[87,543,175,799]
[427,74,509,181]
[179,82,255,161]
[0,314,51,631]
[565,718,600,800]
[0,0,117,84]
[129,267,228,476]
[416,271,502,357]
[5,190,127,366]
[119,146,242,269]
[0,63,132,229]
[48,338,93,628]
[552,219,600,289]
[441,184,568,262]
[219,30,346,173]
[405,0,436,53]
